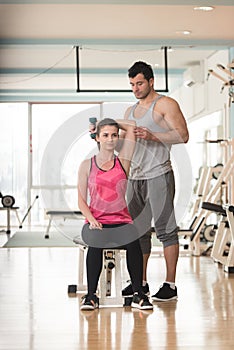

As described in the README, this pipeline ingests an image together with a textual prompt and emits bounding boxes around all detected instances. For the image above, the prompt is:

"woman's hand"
[89,219,103,230]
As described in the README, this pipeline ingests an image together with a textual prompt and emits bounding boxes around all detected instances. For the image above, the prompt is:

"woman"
[78,118,153,311]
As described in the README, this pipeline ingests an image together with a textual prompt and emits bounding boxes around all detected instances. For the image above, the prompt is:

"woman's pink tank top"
[87,156,132,224]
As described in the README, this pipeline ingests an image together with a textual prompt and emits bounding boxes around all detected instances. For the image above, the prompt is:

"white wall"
[171,50,230,126]
[170,50,232,221]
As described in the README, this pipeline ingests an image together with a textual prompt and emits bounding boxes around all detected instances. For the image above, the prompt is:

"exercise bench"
[68,245,125,307]
[45,210,83,239]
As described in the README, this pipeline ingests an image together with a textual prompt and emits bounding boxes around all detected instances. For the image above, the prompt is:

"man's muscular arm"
[136,97,189,144]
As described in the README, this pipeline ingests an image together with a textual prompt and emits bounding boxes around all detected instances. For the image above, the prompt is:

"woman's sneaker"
[122,282,150,297]
[131,292,153,310]
[151,283,178,302]
[80,294,99,310]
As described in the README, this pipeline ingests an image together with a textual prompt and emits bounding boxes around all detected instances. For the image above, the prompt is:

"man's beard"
[135,86,151,99]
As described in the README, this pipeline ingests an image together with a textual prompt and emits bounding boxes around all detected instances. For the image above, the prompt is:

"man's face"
[129,73,153,99]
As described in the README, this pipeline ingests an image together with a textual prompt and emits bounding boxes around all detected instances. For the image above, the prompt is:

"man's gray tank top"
[128,95,172,180]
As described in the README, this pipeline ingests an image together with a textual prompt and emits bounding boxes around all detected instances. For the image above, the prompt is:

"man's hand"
[134,126,155,141]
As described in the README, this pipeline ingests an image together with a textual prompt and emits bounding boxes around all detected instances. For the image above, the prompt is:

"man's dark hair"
[128,61,154,81]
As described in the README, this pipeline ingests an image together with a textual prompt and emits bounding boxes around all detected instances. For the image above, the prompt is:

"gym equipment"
[0,194,39,234]
[190,163,224,219]
[177,164,223,253]
[67,246,87,294]
[45,210,83,239]
[0,192,20,234]
[68,245,125,307]
[179,139,234,256]
[202,202,234,273]
[19,195,39,229]
[228,60,234,69]
[0,192,15,208]
[207,62,234,105]
[202,224,216,242]
[0,207,20,234]
[217,64,234,80]
[99,250,123,306]
[190,140,234,256]
[69,223,140,306]
[89,117,97,139]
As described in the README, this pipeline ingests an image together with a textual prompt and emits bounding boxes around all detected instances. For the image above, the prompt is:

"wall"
[170,50,233,215]
[171,50,230,132]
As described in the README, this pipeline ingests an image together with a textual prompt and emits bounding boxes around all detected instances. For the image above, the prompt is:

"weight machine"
[68,246,125,307]
[0,193,38,234]
[207,61,234,105]
[179,139,234,256]
[201,202,234,273]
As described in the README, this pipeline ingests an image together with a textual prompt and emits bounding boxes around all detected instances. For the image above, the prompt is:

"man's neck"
[138,90,158,105]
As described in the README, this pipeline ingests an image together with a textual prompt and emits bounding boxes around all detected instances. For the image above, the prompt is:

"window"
[31,103,101,224]
[0,103,28,226]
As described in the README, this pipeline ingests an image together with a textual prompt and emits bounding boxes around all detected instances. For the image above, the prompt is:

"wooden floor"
[0,232,234,349]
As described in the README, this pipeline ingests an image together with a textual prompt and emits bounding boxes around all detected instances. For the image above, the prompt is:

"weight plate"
[2,195,15,208]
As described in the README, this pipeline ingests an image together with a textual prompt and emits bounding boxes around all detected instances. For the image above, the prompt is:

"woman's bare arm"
[77,159,102,229]
[115,119,136,176]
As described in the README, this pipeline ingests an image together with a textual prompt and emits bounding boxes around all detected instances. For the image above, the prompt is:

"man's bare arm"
[136,97,189,144]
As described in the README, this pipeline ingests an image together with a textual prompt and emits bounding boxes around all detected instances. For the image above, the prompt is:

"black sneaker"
[131,292,153,310]
[122,282,150,297]
[142,283,150,295]
[80,294,99,310]
[151,283,178,302]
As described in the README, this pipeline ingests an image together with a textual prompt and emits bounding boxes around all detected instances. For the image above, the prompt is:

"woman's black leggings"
[86,239,143,295]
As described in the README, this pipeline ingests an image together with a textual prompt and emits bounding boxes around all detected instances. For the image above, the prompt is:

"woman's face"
[96,125,119,150]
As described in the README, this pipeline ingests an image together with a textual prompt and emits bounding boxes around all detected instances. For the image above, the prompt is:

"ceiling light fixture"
[194,6,214,11]
[176,30,191,35]
[167,47,174,52]
[159,46,174,52]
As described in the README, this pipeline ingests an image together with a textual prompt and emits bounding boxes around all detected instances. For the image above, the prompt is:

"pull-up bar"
[75,46,169,93]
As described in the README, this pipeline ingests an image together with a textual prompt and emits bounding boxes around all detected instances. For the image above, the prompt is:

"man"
[121,61,189,301]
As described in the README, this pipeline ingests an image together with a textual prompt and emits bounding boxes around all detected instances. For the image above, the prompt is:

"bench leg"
[45,217,52,239]
[99,250,123,307]
[68,246,87,295]
[76,246,87,291]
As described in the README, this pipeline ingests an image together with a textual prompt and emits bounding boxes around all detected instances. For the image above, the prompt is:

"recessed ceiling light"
[194,6,214,11]
[176,30,191,35]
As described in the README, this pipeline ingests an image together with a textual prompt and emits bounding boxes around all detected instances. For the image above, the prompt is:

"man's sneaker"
[122,282,150,297]
[151,283,178,302]
[131,292,153,310]
[80,294,99,310]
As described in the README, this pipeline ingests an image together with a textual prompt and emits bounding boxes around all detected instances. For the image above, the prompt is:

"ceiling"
[0,0,234,101]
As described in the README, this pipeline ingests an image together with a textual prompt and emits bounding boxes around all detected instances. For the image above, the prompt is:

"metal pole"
[164,46,169,92]
[76,46,80,92]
